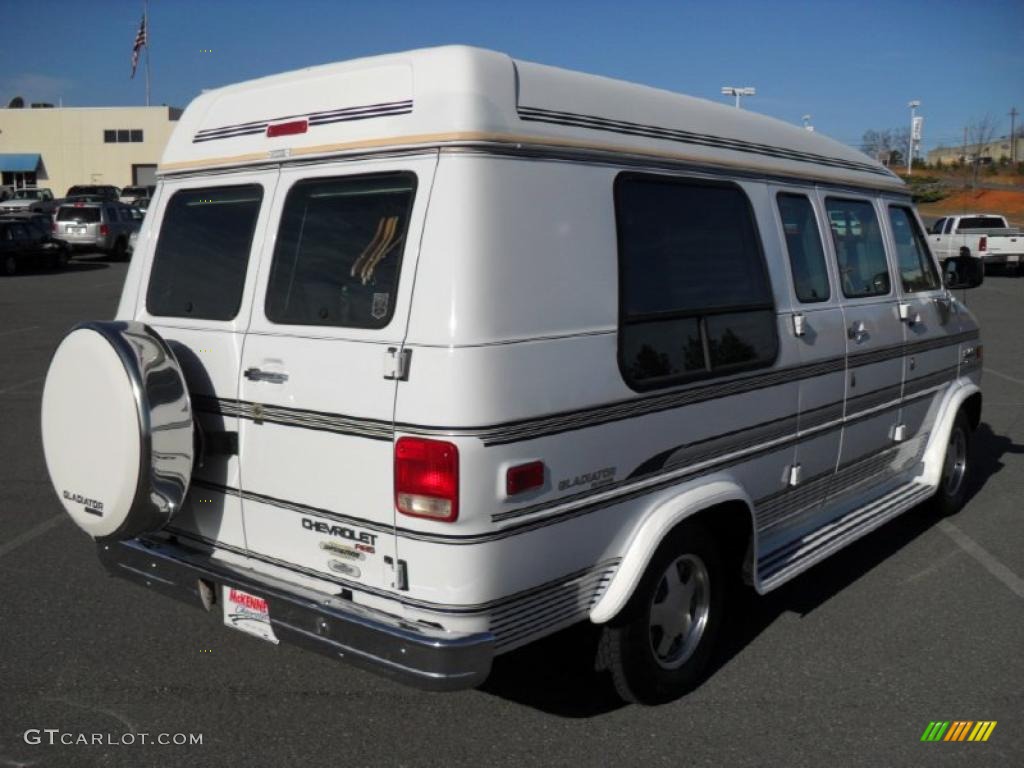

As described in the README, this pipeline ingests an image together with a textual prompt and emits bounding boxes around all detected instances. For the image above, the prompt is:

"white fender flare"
[920,380,982,488]
[589,475,753,624]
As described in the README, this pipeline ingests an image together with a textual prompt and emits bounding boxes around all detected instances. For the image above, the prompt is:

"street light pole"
[721,86,756,109]
[907,100,920,175]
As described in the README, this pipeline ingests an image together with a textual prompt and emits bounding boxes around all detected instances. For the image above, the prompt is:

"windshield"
[12,190,40,200]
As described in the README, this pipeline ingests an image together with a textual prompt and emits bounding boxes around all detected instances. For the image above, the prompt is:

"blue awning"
[0,153,42,172]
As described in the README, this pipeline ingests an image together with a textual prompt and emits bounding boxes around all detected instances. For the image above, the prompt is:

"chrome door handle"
[847,321,868,342]
[244,368,289,384]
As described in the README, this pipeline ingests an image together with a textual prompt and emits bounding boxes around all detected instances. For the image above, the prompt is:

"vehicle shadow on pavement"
[964,421,1024,505]
[481,421,1018,718]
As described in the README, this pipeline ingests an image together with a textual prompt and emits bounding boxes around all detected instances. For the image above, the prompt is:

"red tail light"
[395,437,459,522]
[99,224,109,236]
[979,236,987,252]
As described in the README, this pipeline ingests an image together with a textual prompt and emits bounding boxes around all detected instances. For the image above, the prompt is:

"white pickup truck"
[928,213,1024,274]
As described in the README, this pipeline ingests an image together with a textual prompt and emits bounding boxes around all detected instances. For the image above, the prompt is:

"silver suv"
[54,202,139,259]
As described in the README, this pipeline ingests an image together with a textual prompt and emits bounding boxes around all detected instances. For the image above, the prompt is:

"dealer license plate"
[222,586,279,644]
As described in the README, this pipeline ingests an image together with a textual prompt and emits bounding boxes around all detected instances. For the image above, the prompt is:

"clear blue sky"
[2,0,1022,153]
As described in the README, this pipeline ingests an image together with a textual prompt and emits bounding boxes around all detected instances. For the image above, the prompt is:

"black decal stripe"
[192,100,414,144]
[190,332,977,448]
[517,106,892,177]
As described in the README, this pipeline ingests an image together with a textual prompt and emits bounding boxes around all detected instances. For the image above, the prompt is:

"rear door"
[136,173,277,553]
[238,155,436,593]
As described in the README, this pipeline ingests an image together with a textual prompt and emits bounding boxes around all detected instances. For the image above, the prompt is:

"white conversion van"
[40,46,984,703]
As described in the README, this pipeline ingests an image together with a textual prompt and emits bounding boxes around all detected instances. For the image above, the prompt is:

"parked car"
[65,184,121,201]
[0,185,15,201]
[131,197,151,216]
[0,216,71,274]
[0,187,57,216]
[39,47,984,704]
[52,201,138,259]
[120,185,155,203]
[928,213,1024,274]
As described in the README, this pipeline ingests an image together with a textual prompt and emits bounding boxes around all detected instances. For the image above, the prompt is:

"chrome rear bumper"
[97,538,494,691]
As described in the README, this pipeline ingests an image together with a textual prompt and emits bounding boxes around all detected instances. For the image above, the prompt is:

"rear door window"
[265,173,417,328]
[824,198,891,298]
[146,185,263,320]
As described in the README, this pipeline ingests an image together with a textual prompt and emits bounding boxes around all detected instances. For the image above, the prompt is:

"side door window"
[615,174,778,390]
[823,196,903,499]
[888,206,940,293]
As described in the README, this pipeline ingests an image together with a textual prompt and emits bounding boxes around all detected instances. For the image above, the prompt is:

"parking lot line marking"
[0,325,39,338]
[0,377,43,395]
[0,514,64,560]
[984,368,1024,387]
[939,520,1024,599]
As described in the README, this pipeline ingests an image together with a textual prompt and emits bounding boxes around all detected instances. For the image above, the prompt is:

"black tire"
[109,238,127,261]
[56,249,70,269]
[598,521,724,704]
[2,254,17,276]
[928,410,972,517]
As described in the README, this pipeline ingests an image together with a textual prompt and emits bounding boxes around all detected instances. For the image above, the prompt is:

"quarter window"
[777,193,829,303]
[825,198,891,298]
[265,173,417,329]
[615,174,777,390]
[888,206,940,292]
[146,185,263,320]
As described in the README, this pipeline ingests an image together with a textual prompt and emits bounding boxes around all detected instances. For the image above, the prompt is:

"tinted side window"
[777,193,829,303]
[889,206,940,292]
[930,217,945,235]
[615,174,777,390]
[943,218,955,234]
[825,198,891,298]
[147,185,262,320]
[265,173,416,329]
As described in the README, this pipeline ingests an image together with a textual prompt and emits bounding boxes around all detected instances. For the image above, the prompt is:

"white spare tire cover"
[41,321,193,540]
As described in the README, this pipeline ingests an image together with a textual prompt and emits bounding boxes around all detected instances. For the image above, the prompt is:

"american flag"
[130,14,147,79]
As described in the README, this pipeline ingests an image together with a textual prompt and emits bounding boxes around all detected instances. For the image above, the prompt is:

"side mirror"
[943,254,984,290]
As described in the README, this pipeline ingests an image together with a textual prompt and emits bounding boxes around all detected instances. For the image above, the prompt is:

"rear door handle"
[244,367,289,384]
[847,321,868,342]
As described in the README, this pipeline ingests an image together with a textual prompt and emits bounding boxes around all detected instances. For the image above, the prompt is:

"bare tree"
[862,129,896,166]
[891,126,911,168]
[966,114,999,188]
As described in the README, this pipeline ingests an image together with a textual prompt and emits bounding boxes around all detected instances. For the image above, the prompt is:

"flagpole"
[144,0,151,106]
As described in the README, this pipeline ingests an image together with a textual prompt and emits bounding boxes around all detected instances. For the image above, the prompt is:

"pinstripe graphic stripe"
[516,106,892,177]
[192,100,414,143]
[193,332,977,446]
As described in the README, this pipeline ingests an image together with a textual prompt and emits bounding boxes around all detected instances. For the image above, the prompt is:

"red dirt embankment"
[918,188,1024,226]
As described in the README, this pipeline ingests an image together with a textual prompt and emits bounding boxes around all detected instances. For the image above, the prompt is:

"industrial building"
[927,136,1024,167]
[0,104,181,196]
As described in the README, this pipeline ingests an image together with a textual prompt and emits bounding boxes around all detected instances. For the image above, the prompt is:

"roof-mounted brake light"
[266,120,308,138]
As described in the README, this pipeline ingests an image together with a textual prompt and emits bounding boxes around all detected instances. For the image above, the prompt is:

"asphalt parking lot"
[1,255,1022,768]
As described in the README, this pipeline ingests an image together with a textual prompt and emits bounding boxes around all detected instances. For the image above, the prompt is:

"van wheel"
[598,522,723,704]
[928,410,972,516]
[3,254,17,276]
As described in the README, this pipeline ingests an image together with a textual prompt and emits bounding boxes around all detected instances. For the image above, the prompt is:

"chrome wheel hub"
[648,554,710,669]
[943,427,967,497]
